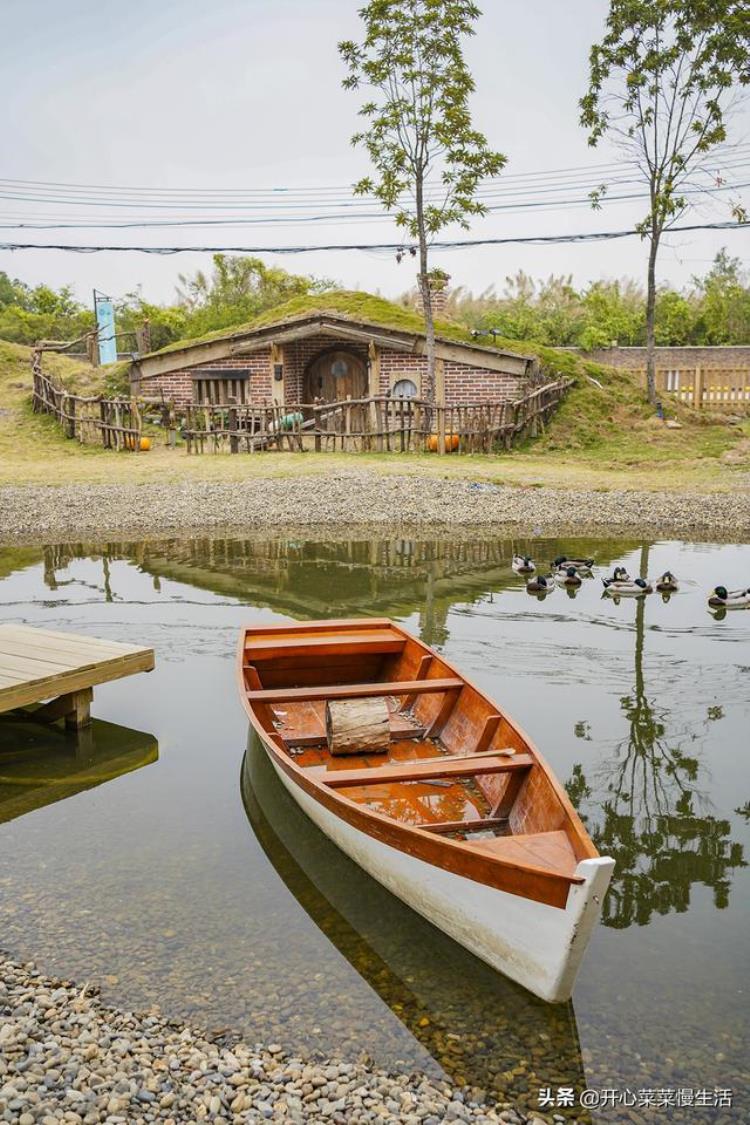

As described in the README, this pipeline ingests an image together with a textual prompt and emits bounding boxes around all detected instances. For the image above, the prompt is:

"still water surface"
[0,535,748,1123]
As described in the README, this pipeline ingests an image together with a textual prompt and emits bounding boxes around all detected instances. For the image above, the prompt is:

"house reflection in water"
[40,535,634,649]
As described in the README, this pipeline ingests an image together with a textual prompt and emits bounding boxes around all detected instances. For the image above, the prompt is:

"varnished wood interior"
[238,618,599,908]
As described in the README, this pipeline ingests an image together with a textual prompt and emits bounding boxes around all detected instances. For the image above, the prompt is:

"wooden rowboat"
[237,618,614,1002]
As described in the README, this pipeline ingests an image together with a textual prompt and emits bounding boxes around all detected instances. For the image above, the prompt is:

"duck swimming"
[602,567,631,588]
[552,556,594,576]
[655,571,679,593]
[708,586,750,609]
[555,566,582,587]
[602,576,653,596]
[512,555,536,575]
[526,574,554,594]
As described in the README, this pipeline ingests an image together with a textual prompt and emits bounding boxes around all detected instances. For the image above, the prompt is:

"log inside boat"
[237,618,614,1002]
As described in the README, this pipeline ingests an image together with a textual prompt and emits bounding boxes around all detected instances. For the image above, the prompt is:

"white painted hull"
[269,755,614,1003]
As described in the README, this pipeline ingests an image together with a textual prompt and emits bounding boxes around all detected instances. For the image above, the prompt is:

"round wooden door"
[305,350,367,403]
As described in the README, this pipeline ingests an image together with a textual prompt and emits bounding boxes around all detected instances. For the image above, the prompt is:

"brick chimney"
[419,271,451,321]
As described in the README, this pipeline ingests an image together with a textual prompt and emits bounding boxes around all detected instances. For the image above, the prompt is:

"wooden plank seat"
[418,816,509,834]
[318,750,533,789]
[246,677,463,705]
[244,629,406,662]
[471,830,578,876]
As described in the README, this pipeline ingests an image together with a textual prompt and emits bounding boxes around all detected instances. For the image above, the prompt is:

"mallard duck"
[552,555,594,576]
[708,585,750,609]
[655,571,679,593]
[602,567,631,588]
[526,574,554,594]
[512,555,536,575]
[555,566,582,587]
[603,576,653,596]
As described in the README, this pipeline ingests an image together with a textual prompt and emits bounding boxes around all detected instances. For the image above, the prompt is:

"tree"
[175,254,333,336]
[339,0,505,403]
[580,0,749,403]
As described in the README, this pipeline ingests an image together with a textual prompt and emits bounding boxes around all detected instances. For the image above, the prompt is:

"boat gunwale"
[236,619,599,910]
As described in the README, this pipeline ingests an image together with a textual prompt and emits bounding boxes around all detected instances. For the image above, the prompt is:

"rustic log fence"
[32,348,144,451]
[181,378,573,455]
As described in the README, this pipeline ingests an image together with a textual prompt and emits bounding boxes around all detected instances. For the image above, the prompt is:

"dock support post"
[32,687,93,730]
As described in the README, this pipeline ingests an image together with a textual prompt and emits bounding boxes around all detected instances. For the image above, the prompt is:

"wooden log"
[325,697,390,756]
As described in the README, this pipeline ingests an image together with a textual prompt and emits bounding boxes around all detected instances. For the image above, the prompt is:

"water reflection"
[241,736,590,1118]
[0,718,158,824]
[566,548,746,929]
[37,536,637,647]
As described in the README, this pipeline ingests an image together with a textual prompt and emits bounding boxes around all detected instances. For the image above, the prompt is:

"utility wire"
[2,219,747,255]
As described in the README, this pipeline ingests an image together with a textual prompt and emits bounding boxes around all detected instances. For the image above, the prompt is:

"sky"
[1,0,748,309]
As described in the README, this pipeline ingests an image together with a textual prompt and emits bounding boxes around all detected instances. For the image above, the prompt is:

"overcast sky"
[2,0,748,308]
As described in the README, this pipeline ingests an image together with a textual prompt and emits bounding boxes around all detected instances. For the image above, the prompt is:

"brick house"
[130,294,533,409]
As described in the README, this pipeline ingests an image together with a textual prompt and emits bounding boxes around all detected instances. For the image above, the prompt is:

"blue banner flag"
[95,295,117,365]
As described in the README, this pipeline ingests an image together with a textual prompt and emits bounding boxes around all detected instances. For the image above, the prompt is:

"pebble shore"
[0,956,555,1125]
[0,474,749,542]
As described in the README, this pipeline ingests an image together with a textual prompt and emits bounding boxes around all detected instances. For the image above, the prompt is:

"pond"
[0,534,748,1123]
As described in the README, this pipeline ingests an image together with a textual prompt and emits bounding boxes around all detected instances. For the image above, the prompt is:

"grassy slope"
[0,328,747,491]
[147,290,483,358]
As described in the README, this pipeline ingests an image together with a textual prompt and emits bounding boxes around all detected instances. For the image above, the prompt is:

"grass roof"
[146,290,497,358]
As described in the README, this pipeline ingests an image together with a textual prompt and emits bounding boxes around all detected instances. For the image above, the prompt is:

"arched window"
[392,378,418,399]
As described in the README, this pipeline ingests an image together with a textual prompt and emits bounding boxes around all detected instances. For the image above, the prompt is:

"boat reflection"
[241,736,590,1119]
[0,718,158,825]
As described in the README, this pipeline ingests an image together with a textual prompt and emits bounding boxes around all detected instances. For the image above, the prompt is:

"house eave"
[134,313,531,381]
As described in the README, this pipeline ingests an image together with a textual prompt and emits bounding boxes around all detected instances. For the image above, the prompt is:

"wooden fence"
[645,367,750,410]
[181,379,573,455]
[32,349,143,451]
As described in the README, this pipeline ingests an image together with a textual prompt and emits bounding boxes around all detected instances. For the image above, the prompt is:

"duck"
[655,571,679,593]
[552,555,595,576]
[555,566,582,587]
[602,576,653,596]
[602,567,631,588]
[526,574,554,594]
[707,585,750,609]
[512,555,536,575]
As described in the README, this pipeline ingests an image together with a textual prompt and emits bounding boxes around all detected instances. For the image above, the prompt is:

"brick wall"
[138,339,526,406]
[575,345,750,370]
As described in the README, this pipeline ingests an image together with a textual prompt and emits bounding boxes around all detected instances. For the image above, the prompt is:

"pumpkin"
[426,433,459,453]
[139,436,151,451]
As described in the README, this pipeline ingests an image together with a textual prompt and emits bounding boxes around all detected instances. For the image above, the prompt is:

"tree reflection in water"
[567,547,746,929]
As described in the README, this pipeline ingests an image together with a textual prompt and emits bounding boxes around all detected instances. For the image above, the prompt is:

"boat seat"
[244,628,406,662]
[470,830,578,877]
[246,677,463,705]
[318,750,533,789]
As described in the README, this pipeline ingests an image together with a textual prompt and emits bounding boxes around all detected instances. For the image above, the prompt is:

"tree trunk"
[645,232,660,406]
[415,175,436,405]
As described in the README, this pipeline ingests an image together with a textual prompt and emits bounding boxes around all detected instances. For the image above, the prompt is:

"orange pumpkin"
[426,433,459,453]
[139,436,151,451]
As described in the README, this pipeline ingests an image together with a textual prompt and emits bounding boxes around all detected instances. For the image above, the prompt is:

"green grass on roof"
[148,290,497,357]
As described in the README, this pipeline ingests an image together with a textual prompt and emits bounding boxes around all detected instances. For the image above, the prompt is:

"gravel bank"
[0,474,749,543]
[0,955,550,1125]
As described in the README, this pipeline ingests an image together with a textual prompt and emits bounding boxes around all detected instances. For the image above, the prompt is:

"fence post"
[228,399,239,453]
[65,394,76,440]
[693,365,703,410]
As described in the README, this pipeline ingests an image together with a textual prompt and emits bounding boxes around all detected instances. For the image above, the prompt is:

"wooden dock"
[0,624,154,730]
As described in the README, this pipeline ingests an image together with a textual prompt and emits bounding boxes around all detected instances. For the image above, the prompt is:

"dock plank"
[0,624,154,716]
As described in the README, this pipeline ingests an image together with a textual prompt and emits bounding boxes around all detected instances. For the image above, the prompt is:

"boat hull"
[266,746,613,1003]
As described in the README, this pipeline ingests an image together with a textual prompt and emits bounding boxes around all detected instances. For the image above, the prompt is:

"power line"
[2,219,747,255]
